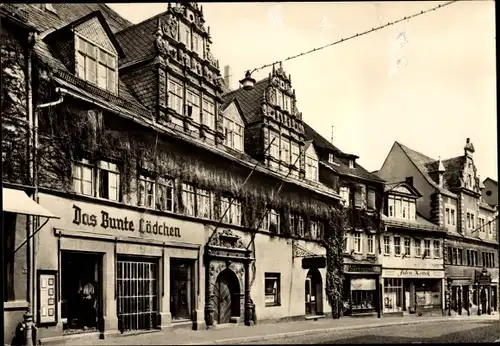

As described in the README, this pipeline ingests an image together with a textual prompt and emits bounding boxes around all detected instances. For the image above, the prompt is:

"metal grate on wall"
[116,259,158,332]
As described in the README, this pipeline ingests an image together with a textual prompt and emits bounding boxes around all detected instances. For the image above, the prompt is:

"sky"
[109,1,497,181]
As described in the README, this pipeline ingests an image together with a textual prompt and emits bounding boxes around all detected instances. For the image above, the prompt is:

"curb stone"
[188,315,498,345]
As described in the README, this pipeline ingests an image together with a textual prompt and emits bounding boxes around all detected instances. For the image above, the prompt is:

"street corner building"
[1,3,350,345]
[375,140,499,317]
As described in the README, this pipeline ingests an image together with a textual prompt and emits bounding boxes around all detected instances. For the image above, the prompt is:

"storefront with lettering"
[382,269,444,316]
[342,263,382,317]
[34,193,206,343]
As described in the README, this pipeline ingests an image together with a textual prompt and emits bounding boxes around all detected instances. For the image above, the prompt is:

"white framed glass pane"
[98,63,107,89]
[77,53,85,78]
[86,58,96,84]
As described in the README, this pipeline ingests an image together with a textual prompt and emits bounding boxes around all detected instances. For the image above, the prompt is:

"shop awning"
[3,188,59,219]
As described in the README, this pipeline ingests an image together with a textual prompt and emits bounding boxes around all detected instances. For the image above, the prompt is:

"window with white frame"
[168,78,183,114]
[310,221,323,240]
[219,196,242,225]
[340,186,350,207]
[76,35,117,93]
[367,234,374,254]
[280,138,290,164]
[138,175,155,208]
[328,153,335,163]
[72,159,94,196]
[202,97,215,129]
[269,131,280,160]
[290,142,300,167]
[156,177,174,212]
[268,208,280,234]
[223,115,244,151]
[479,216,486,232]
[433,240,441,258]
[186,89,200,123]
[98,161,120,201]
[305,154,318,181]
[290,213,304,237]
[394,236,401,256]
[196,188,212,219]
[383,235,391,255]
[404,237,411,256]
[348,159,354,169]
[409,200,416,220]
[388,197,394,217]
[414,238,422,257]
[181,183,196,216]
[354,233,362,253]
[424,239,431,257]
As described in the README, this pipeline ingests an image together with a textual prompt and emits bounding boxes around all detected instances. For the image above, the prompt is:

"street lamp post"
[447,277,453,316]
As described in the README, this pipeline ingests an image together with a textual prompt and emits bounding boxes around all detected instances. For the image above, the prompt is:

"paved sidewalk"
[55,314,499,346]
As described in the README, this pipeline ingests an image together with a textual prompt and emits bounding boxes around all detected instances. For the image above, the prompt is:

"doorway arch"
[305,268,323,316]
[214,268,241,324]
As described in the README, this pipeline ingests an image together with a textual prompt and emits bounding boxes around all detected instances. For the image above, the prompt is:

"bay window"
[168,78,184,114]
[76,35,117,93]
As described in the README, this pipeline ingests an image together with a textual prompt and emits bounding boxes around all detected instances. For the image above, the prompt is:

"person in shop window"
[79,279,96,330]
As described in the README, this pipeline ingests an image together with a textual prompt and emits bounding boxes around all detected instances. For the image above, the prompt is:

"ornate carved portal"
[205,229,254,327]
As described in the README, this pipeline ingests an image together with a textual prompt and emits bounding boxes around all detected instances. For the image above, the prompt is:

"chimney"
[224,65,231,90]
[405,176,413,186]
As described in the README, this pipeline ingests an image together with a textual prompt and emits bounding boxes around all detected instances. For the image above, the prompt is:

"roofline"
[484,177,498,185]
[54,78,342,202]
[396,142,456,198]
[385,181,423,198]
[320,161,386,185]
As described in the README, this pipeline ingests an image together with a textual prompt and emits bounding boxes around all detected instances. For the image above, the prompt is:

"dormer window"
[223,114,244,151]
[76,35,117,94]
[348,159,355,169]
[305,153,318,181]
[328,153,334,163]
[387,194,416,220]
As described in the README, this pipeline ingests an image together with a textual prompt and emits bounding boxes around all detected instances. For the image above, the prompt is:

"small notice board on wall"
[37,269,58,326]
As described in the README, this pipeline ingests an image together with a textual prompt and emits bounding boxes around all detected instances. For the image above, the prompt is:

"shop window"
[350,278,376,311]
[196,188,212,219]
[72,159,94,196]
[220,196,242,226]
[414,238,421,257]
[170,259,194,321]
[384,278,403,313]
[265,273,280,307]
[181,183,196,216]
[366,234,375,254]
[414,280,441,309]
[61,251,102,333]
[383,235,391,255]
[394,236,401,256]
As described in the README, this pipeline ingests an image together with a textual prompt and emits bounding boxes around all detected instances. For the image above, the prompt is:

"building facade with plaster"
[1,3,345,345]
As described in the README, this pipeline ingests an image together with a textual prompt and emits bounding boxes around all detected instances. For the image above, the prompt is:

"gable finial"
[437,156,445,172]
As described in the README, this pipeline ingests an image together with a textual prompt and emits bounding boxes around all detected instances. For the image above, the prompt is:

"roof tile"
[222,78,269,124]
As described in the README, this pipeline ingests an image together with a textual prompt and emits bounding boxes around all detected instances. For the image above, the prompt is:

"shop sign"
[72,204,181,238]
[383,269,444,278]
[344,264,381,274]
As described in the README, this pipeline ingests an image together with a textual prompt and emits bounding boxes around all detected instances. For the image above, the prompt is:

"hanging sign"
[37,269,58,326]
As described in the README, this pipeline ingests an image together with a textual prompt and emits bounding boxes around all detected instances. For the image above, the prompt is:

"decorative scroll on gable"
[75,17,117,55]
[207,229,246,250]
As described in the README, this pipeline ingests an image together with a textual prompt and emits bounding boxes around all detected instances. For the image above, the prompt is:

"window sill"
[265,303,281,308]
[4,300,29,310]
